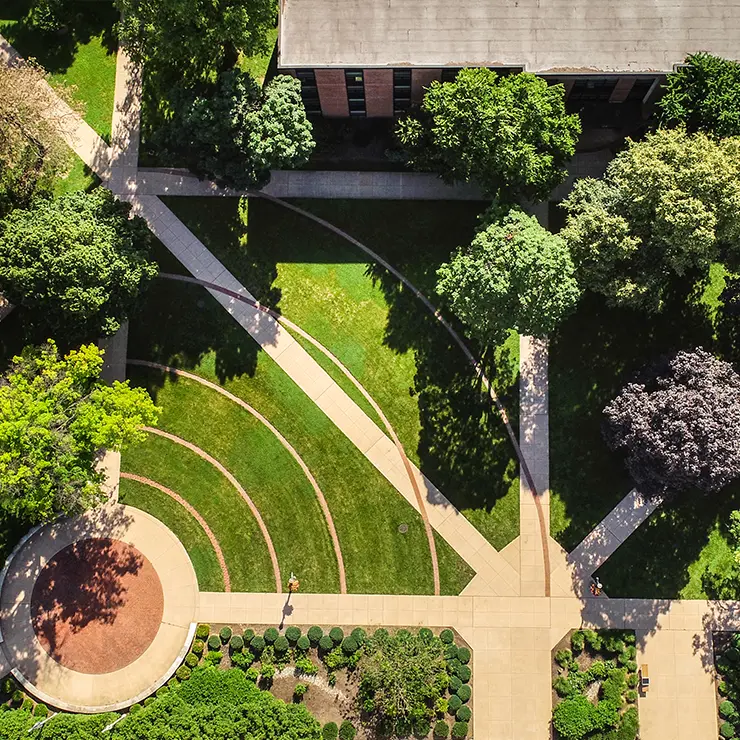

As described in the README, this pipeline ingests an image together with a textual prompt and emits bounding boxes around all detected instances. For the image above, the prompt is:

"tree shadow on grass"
[366,260,520,540]
[1,0,118,75]
[549,280,718,552]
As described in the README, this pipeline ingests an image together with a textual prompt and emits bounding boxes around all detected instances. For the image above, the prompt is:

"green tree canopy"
[0,341,158,523]
[396,68,581,202]
[437,209,581,347]
[116,0,275,82]
[0,188,158,338]
[155,71,314,190]
[659,53,740,137]
[561,128,740,312]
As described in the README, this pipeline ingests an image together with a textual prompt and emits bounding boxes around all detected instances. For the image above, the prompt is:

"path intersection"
[0,34,731,740]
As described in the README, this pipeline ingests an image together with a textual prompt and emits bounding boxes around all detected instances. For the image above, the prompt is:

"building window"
[569,77,619,102]
[627,77,657,102]
[393,69,411,115]
[295,69,321,115]
[441,67,462,83]
[345,69,365,117]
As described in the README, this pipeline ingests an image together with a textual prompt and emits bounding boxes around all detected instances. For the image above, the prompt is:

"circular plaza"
[0,504,197,713]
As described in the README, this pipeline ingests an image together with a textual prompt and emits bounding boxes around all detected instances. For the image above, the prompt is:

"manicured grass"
[596,481,740,599]
[122,431,275,592]
[126,277,474,595]
[124,368,340,594]
[119,476,224,592]
[552,264,740,598]
[53,157,99,196]
[237,27,277,84]
[0,2,118,140]
[161,196,521,551]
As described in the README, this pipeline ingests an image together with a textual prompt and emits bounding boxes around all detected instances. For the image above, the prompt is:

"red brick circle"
[31,538,164,674]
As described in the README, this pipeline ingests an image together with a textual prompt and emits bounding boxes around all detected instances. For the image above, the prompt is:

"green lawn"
[552,264,740,598]
[161,196,522,551]
[122,431,275,592]
[119,476,225,592]
[550,272,724,552]
[237,26,277,84]
[123,368,340,594]
[0,2,118,140]
[125,275,474,595]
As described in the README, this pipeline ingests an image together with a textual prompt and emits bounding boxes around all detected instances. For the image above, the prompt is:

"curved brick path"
[158,273,441,595]
[141,426,282,592]
[128,360,347,594]
[121,472,231,591]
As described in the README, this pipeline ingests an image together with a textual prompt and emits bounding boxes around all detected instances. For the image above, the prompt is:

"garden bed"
[551,629,639,740]
[713,632,740,738]
[183,622,474,739]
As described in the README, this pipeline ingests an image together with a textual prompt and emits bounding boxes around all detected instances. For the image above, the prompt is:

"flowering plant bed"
[188,623,473,739]
[551,629,639,740]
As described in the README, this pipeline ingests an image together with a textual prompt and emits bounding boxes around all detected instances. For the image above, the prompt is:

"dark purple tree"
[603,348,740,496]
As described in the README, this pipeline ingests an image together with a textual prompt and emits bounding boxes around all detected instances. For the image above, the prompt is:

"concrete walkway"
[0,504,197,712]
[551,489,664,596]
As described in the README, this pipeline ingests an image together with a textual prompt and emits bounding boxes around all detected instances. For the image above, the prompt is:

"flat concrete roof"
[278,0,740,73]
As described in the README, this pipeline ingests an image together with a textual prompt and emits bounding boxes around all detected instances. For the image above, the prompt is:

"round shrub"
[297,635,311,652]
[721,722,737,739]
[435,697,448,715]
[185,652,199,668]
[456,684,471,703]
[341,636,359,655]
[457,646,471,665]
[175,665,191,681]
[245,667,259,682]
[323,721,339,740]
[207,635,221,651]
[156,686,169,699]
[553,695,593,740]
[144,697,155,707]
[339,720,356,740]
[447,658,462,674]
[206,650,222,664]
[285,626,301,644]
[293,682,308,699]
[130,703,142,714]
[243,628,255,642]
[192,639,204,656]
[434,720,450,738]
[570,630,585,653]
[626,672,639,689]
[396,628,411,640]
[11,690,23,706]
[274,635,290,653]
[553,676,575,698]
[264,627,279,644]
[456,706,471,723]
[219,626,232,643]
[308,626,323,644]
[414,719,432,737]
[168,678,179,689]
[456,664,471,683]
[229,635,244,651]
[445,644,459,661]
[451,721,468,738]
[555,648,572,667]
[319,635,334,651]
[373,628,389,640]
[721,700,738,719]
[329,627,344,644]
[351,627,367,645]
[720,681,730,695]
[625,689,637,703]
[626,660,638,673]
[250,635,266,653]
[196,624,210,640]
[440,629,454,644]
[448,695,462,714]
[418,627,433,642]
[33,704,48,718]
[449,675,462,692]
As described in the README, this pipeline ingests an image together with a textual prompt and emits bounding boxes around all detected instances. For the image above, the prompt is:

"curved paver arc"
[157,273,441,595]
[0,503,197,713]
[250,192,551,594]
[141,426,282,593]
[128,360,347,594]
[121,471,231,592]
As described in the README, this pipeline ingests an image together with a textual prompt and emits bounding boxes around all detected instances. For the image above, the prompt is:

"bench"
[640,664,650,692]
